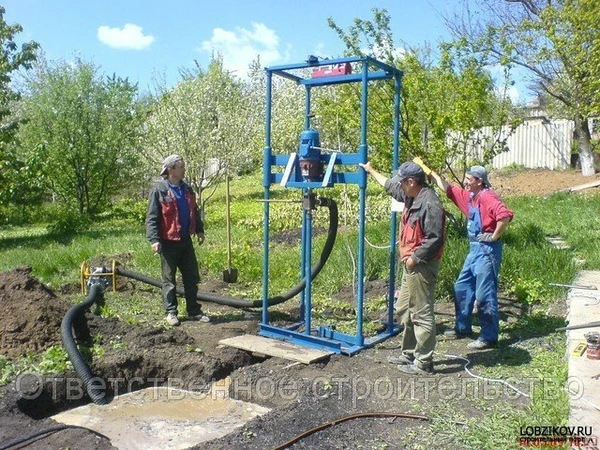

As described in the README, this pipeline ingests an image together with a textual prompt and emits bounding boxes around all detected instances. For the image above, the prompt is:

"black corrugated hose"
[116,197,339,308]
[60,283,109,405]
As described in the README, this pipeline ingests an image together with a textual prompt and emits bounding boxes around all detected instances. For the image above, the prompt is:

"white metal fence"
[465,119,574,170]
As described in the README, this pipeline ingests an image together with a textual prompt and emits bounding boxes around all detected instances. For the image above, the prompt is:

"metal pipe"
[355,60,370,347]
[549,283,598,290]
[556,321,600,332]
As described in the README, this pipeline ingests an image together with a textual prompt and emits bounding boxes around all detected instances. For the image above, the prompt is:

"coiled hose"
[116,197,339,308]
[60,283,108,405]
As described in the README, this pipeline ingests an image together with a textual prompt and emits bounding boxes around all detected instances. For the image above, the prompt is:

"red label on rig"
[312,63,352,78]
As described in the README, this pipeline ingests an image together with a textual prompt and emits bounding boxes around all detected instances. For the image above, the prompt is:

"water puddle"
[51,377,269,450]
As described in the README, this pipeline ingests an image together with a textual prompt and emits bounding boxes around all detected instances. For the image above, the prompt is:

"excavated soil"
[0,168,596,449]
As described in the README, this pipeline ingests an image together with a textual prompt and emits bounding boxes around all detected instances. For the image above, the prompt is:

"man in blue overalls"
[431,166,513,349]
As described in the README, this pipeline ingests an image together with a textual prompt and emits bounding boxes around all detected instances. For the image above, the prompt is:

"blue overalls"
[453,197,502,343]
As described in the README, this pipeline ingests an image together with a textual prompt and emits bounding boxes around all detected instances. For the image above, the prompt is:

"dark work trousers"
[160,237,202,316]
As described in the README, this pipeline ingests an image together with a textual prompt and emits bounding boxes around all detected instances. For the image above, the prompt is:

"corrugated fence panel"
[447,119,573,170]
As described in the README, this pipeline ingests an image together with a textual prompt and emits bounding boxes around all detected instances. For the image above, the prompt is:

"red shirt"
[446,185,514,233]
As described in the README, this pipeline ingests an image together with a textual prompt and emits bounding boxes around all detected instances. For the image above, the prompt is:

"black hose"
[60,283,108,405]
[116,197,339,308]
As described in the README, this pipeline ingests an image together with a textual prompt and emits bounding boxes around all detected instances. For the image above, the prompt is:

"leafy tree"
[449,0,600,175]
[0,6,39,208]
[326,8,515,183]
[143,56,258,206]
[18,58,142,215]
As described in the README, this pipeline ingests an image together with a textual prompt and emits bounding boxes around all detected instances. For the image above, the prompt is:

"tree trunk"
[575,114,596,176]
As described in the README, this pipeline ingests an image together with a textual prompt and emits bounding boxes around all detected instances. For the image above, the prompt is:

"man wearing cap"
[431,166,513,350]
[360,160,445,374]
[146,154,209,326]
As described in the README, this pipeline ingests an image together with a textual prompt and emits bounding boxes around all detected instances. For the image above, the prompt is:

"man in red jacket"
[431,166,513,349]
[146,154,209,326]
[360,161,446,374]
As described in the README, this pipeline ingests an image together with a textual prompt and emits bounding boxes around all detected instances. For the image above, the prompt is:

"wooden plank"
[559,180,600,193]
[219,335,333,364]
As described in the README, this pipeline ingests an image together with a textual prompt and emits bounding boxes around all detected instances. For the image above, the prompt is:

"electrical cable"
[437,352,531,398]
[438,351,600,411]
[340,185,357,300]
[363,236,399,250]
[271,412,429,450]
[0,425,111,450]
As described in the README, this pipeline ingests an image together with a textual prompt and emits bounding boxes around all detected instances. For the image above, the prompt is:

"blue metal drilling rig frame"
[260,55,403,355]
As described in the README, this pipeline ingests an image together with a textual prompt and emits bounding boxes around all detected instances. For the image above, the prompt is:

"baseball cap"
[160,154,183,176]
[392,161,425,183]
[467,165,491,187]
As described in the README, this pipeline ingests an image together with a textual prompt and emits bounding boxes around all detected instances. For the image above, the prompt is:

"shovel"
[223,173,238,283]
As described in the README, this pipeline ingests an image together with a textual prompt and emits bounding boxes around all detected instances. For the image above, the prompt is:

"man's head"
[465,165,491,192]
[160,154,184,178]
[394,161,425,196]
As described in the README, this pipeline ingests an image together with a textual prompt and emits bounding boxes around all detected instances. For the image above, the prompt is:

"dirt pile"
[0,266,68,359]
[490,168,600,198]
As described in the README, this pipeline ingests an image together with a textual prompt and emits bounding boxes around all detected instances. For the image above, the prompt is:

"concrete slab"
[51,378,269,450]
[566,271,600,437]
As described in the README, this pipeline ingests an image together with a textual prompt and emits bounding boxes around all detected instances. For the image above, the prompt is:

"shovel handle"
[226,174,233,269]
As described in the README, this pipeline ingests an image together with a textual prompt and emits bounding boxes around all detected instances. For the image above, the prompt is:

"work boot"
[398,362,434,375]
[387,354,414,365]
[189,311,210,323]
[467,339,497,350]
[443,329,471,340]
[166,312,180,326]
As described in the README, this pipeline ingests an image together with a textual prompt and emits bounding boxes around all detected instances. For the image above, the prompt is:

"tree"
[142,56,258,206]
[18,58,142,215]
[449,0,600,175]
[0,6,39,208]
[326,8,515,182]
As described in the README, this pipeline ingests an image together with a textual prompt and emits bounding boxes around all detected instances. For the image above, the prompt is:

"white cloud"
[199,22,287,78]
[97,23,155,50]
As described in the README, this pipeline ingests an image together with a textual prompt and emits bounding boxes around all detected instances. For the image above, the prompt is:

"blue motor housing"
[298,129,322,180]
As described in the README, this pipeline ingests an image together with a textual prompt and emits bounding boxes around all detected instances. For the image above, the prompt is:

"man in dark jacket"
[146,154,209,326]
[360,161,446,374]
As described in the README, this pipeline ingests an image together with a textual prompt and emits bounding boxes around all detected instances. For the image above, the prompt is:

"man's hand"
[405,256,417,270]
[476,232,495,242]
[151,242,161,253]
[197,233,205,245]
[359,161,373,174]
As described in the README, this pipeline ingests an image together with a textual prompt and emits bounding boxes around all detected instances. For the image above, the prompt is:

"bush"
[46,209,92,235]
[108,198,147,225]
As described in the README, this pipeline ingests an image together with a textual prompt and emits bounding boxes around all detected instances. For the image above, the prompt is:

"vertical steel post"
[299,86,312,319]
[387,72,402,332]
[303,194,313,335]
[355,60,369,347]
[262,71,273,326]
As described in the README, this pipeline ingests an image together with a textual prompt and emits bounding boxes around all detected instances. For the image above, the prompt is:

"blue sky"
[3,0,523,100]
